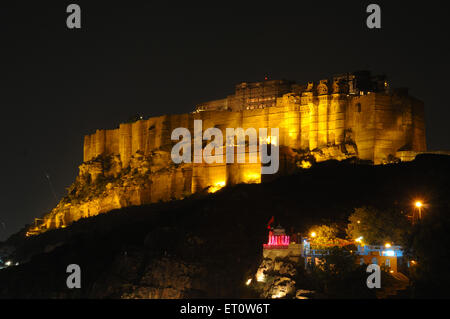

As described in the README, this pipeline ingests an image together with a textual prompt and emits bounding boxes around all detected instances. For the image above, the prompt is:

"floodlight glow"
[383,250,395,257]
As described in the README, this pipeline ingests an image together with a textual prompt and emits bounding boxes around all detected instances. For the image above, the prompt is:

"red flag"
[267,216,274,229]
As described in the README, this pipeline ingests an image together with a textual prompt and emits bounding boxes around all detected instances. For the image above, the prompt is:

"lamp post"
[412,201,423,224]
[415,201,423,220]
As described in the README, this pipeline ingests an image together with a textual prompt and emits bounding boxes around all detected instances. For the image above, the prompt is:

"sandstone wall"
[83,92,424,167]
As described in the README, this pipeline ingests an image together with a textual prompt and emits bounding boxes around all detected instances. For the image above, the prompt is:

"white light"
[272,292,286,299]
[383,250,395,257]
[256,273,265,282]
[5,261,12,266]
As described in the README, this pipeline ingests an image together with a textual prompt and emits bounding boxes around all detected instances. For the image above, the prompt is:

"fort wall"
[83,91,425,167]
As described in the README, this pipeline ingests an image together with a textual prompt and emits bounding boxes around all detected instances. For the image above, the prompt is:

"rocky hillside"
[27,150,193,235]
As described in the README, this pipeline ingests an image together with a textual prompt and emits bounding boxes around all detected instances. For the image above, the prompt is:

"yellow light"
[246,278,252,286]
[272,292,285,299]
[355,236,363,243]
[256,273,265,282]
[208,181,226,193]
[300,160,312,169]
[390,270,394,273]
[260,135,278,146]
[357,220,361,224]
[310,231,317,238]
[415,201,422,208]
[270,136,278,146]
[244,173,261,184]
[385,243,391,248]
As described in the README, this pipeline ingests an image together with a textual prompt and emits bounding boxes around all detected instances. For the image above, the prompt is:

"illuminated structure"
[356,244,404,273]
[301,238,405,273]
[194,71,426,164]
[28,71,427,235]
[262,225,302,261]
[264,225,291,249]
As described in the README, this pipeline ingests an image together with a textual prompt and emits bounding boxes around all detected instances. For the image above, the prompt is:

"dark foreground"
[1,154,449,298]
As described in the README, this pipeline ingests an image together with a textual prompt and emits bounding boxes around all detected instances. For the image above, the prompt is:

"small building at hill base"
[261,225,406,274]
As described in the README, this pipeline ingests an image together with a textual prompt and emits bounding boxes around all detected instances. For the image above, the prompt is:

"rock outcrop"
[28,151,193,235]
[253,257,299,299]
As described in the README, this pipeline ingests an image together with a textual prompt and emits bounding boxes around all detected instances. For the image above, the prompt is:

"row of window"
[246,96,276,103]
[245,103,276,110]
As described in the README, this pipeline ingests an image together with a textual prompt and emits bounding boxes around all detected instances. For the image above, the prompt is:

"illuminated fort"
[27,71,426,235]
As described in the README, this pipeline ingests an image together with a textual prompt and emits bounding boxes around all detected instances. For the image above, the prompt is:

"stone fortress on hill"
[27,71,426,235]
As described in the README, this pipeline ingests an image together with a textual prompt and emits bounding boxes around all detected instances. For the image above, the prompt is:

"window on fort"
[356,103,361,112]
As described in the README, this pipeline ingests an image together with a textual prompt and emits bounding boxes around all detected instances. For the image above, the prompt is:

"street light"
[415,201,423,220]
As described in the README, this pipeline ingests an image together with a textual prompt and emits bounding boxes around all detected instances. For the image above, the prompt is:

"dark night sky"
[1,1,449,240]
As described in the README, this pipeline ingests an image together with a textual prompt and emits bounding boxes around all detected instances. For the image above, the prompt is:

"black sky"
[1,1,449,240]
